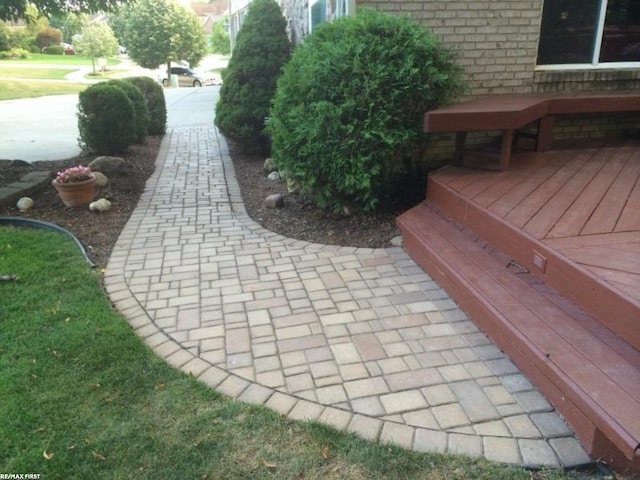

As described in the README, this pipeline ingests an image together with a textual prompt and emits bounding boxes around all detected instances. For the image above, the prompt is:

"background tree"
[24,4,49,35]
[0,22,10,52]
[209,18,230,55]
[123,0,206,80]
[73,22,118,74]
[35,26,62,49]
[107,9,127,47]
[49,12,89,43]
[0,0,131,23]
[215,0,290,153]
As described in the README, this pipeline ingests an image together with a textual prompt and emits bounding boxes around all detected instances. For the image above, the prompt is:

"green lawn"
[0,53,120,66]
[0,79,86,100]
[0,226,594,480]
[0,67,75,79]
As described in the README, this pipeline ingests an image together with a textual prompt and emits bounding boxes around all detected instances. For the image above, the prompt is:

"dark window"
[601,0,640,62]
[537,0,640,65]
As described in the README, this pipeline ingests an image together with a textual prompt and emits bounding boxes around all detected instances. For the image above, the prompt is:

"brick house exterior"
[231,0,640,146]
[356,1,640,145]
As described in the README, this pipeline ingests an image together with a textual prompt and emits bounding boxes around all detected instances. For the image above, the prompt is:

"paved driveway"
[0,87,219,162]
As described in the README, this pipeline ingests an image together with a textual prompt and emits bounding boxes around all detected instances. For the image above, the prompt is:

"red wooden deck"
[397,141,640,473]
[429,143,640,349]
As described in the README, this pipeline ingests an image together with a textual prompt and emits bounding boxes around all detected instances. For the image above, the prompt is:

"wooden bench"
[424,91,640,170]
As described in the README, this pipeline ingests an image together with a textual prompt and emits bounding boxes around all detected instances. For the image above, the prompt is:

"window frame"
[536,0,640,71]
[308,0,352,34]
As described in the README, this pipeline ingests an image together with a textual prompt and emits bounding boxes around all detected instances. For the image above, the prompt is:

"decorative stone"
[89,156,128,173]
[89,198,112,213]
[16,197,34,211]
[93,172,108,187]
[265,193,284,209]
[263,157,277,173]
[390,235,403,247]
[267,171,281,181]
[285,177,299,194]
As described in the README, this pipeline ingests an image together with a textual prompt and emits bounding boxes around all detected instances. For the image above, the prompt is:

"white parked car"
[160,67,218,87]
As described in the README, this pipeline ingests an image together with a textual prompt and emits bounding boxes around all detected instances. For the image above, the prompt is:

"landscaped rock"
[89,156,128,174]
[263,157,277,173]
[16,197,34,211]
[89,198,112,213]
[285,177,299,194]
[93,172,109,187]
[265,193,284,209]
[390,235,403,247]
[267,171,281,181]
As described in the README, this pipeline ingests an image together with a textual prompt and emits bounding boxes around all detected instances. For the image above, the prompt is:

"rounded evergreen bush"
[104,80,149,143]
[266,9,465,213]
[124,76,167,135]
[77,83,136,154]
[214,0,291,153]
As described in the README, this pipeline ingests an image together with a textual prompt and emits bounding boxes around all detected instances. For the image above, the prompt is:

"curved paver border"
[103,125,592,470]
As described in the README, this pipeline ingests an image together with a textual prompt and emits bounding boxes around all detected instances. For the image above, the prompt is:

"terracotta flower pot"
[52,177,96,207]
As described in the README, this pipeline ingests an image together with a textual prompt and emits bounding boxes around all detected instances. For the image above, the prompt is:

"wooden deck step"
[428,158,640,350]
[397,202,640,473]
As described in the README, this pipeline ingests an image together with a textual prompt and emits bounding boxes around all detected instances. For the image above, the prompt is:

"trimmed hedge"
[43,45,64,55]
[104,79,149,143]
[124,76,167,135]
[266,9,465,213]
[78,83,136,154]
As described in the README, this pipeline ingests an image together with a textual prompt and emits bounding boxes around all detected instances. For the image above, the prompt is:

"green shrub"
[43,45,64,55]
[266,9,465,213]
[78,83,136,154]
[0,22,9,52]
[124,76,167,135]
[0,48,30,59]
[214,0,290,153]
[8,29,34,50]
[104,79,149,143]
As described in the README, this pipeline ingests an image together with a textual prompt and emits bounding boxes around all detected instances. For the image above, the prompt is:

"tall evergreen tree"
[215,0,290,153]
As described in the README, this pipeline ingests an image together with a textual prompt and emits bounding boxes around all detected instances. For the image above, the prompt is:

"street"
[0,85,220,162]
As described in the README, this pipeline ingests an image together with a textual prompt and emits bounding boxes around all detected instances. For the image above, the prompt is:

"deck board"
[548,148,629,238]
[502,149,593,228]
[617,166,640,231]
[430,141,640,311]
[488,151,564,218]
[525,153,609,239]
[582,150,640,235]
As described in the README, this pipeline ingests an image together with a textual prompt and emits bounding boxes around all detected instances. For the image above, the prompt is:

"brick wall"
[357,1,640,157]
[358,0,543,96]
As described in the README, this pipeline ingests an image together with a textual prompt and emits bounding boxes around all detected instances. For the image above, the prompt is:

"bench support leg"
[537,115,555,151]
[500,130,514,171]
[454,132,467,165]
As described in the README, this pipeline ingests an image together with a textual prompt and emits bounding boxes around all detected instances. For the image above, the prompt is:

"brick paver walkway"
[104,124,592,469]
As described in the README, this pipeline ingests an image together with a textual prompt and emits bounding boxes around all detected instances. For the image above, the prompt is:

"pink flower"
[55,165,95,183]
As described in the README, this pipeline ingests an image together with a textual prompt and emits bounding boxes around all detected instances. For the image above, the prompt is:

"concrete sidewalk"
[104,123,591,469]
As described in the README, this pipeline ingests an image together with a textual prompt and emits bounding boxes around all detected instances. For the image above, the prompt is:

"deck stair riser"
[397,202,640,473]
